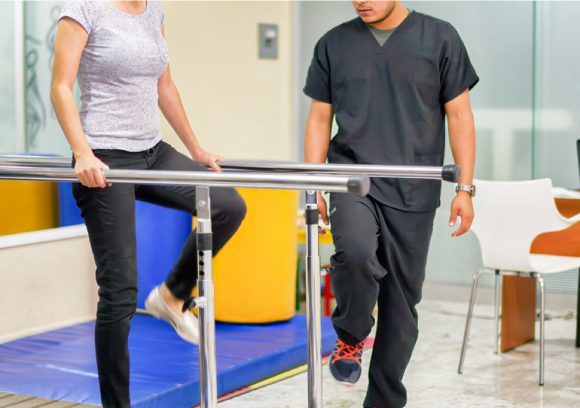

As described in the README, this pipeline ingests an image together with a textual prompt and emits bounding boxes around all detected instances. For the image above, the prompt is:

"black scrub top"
[304,12,479,212]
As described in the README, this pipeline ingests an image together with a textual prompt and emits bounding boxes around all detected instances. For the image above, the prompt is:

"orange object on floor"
[0,181,59,235]
[323,264,334,317]
[213,189,299,323]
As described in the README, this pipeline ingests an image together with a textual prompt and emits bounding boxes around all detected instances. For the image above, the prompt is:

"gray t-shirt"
[367,10,413,47]
[59,0,168,152]
[368,26,395,47]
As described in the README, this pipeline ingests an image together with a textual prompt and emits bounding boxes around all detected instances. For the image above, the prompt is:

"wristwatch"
[455,184,476,197]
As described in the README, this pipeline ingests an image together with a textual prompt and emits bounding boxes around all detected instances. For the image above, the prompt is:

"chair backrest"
[471,178,569,272]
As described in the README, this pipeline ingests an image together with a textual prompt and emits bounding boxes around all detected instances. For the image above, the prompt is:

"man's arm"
[304,99,334,224]
[445,89,476,237]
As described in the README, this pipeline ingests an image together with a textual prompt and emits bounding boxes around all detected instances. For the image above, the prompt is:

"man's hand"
[449,192,474,237]
[193,150,223,172]
[317,191,329,225]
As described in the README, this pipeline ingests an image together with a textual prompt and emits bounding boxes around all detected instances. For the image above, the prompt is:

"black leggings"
[73,141,246,408]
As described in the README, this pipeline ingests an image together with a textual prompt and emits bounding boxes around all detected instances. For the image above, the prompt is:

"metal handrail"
[0,163,365,408]
[0,165,370,196]
[0,155,68,167]
[221,160,460,182]
[0,155,460,182]
[0,156,459,408]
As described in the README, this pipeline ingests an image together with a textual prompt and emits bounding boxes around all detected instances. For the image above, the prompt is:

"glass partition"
[25,1,68,155]
[531,1,580,292]
[533,1,580,189]
[0,1,17,153]
[411,1,535,286]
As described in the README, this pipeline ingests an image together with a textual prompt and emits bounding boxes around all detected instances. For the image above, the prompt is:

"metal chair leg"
[494,269,501,354]
[458,269,486,374]
[537,273,545,386]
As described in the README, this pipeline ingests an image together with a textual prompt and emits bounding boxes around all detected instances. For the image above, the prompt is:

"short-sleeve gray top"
[59,0,168,152]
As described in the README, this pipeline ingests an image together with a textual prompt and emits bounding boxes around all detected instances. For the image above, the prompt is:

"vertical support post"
[494,270,501,354]
[304,191,322,408]
[196,186,217,408]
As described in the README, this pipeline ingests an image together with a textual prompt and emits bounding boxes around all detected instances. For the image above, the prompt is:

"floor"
[219,299,580,408]
[0,392,93,408]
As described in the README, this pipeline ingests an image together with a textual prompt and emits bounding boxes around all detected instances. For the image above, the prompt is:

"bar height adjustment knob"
[346,175,371,196]
[182,296,207,312]
[442,165,461,183]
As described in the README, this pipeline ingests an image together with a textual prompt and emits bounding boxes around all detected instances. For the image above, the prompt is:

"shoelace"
[331,339,363,366]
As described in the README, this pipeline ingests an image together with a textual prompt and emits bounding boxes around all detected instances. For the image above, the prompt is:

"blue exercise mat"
[0,315,337,407]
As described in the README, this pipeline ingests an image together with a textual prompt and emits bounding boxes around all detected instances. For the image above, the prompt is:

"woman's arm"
[157,30,222,172]
[51,17,109,188]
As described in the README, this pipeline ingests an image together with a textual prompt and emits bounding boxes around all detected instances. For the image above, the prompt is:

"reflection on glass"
[533,1,580,189]
[25,1,68,155]
[532,1,580,293]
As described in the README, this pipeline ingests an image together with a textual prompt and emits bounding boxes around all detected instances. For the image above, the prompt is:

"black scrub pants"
[328,192,435,408]
[72,141,246,408]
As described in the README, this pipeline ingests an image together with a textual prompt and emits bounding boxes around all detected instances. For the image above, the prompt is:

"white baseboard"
[0,315,95,344]
[423,280,578,311]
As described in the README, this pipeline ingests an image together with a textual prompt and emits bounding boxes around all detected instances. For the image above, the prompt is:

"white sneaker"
[145,285,199,344]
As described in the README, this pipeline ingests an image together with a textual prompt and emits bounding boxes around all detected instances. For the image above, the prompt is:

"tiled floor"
[220,299,580,408]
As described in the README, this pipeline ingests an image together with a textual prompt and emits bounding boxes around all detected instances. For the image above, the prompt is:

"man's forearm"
[448,112,476,185]
[304,124,331,164]
[304,102,333,164]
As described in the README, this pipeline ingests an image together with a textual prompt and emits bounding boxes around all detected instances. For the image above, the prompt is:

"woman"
[51,1,246,407]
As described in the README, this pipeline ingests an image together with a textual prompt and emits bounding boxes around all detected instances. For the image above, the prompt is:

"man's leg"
[364,206,435,408]
[329,192,386,346]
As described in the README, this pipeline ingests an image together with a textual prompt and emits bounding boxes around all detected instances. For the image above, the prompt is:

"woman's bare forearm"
[158,79,203,158]
[51,18,93,160]
[50,85,92,159]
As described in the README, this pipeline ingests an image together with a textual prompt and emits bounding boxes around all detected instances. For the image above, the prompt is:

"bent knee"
[212,188,247,225]
[333,241,378,270]
[229,191,247,223]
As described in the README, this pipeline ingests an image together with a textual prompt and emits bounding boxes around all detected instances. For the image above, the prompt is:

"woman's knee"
[96,289,137,323]
[95,262,138,323]
[212,188,247,225]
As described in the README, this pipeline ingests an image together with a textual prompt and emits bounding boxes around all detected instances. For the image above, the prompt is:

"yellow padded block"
[213,188,299,323]
[0,181,59,236]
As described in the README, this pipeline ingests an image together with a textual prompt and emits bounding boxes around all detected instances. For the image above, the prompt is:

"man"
[303,1,477,407]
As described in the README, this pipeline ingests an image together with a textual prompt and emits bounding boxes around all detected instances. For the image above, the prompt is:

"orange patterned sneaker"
[328,339,364,386]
